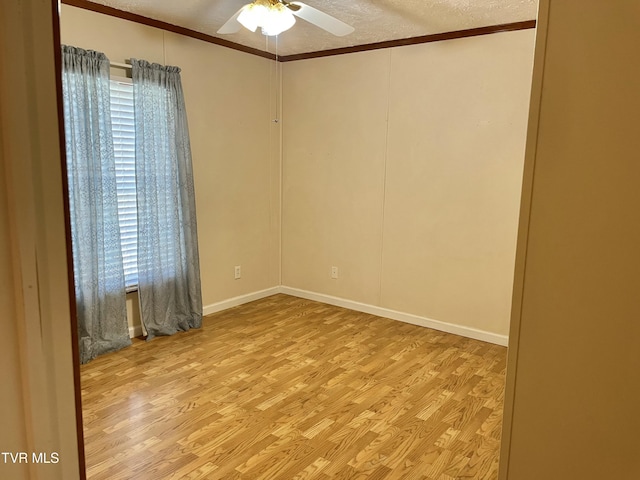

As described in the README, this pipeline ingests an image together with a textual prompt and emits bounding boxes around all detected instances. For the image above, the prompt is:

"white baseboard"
[187,285,506,346]
[129,325,144,338]
[279,286,508,346]
[203,286,281,316]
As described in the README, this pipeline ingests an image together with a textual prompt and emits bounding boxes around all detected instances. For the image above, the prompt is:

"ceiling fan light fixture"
[237,3,268,32]
[237,1,296,36]
[261,4,296,36]
[217,0,354,38]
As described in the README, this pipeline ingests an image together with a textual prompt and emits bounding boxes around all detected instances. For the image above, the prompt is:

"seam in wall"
[277,59,283,286]
[377,48,392,306]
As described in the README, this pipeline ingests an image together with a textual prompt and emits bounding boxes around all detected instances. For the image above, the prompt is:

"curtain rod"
[110,61,132,69]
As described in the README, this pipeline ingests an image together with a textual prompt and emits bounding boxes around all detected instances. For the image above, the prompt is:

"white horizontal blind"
[110,79,138,288]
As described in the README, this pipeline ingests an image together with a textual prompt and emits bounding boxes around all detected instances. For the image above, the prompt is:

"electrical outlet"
[331,266,338,279]
[234,265,241,279]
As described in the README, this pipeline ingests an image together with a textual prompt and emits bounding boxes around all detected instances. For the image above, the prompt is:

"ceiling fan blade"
[217,6,245,34]
[288,2,354,36]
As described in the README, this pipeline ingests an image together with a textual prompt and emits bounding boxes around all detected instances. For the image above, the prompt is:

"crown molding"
[62,1,535,63]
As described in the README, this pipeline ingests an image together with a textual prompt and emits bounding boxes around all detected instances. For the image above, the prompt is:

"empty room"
[2,1,639,480]
[59,1,533,477]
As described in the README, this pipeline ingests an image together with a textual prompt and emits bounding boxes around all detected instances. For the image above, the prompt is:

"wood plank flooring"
[81,294,507,479]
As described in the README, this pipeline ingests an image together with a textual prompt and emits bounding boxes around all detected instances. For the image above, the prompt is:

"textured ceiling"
[87,0,538,56]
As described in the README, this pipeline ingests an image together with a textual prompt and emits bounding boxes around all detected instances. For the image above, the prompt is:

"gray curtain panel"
[61,45,130,363]
[131,59,203,340]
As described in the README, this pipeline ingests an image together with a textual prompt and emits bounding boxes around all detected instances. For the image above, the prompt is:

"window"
[109,78,138,288]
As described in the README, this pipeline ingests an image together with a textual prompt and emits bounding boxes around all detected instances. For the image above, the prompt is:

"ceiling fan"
[217,0,355,37]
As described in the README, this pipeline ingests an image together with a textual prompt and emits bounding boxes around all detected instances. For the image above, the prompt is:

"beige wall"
[1,1,80,478]
[282,50,389,305]
[60,5,281,321]
[500,1,640,479]
[282,30,535,337]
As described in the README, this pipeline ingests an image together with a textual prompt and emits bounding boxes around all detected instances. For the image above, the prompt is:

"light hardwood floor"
[81,294,507,479]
